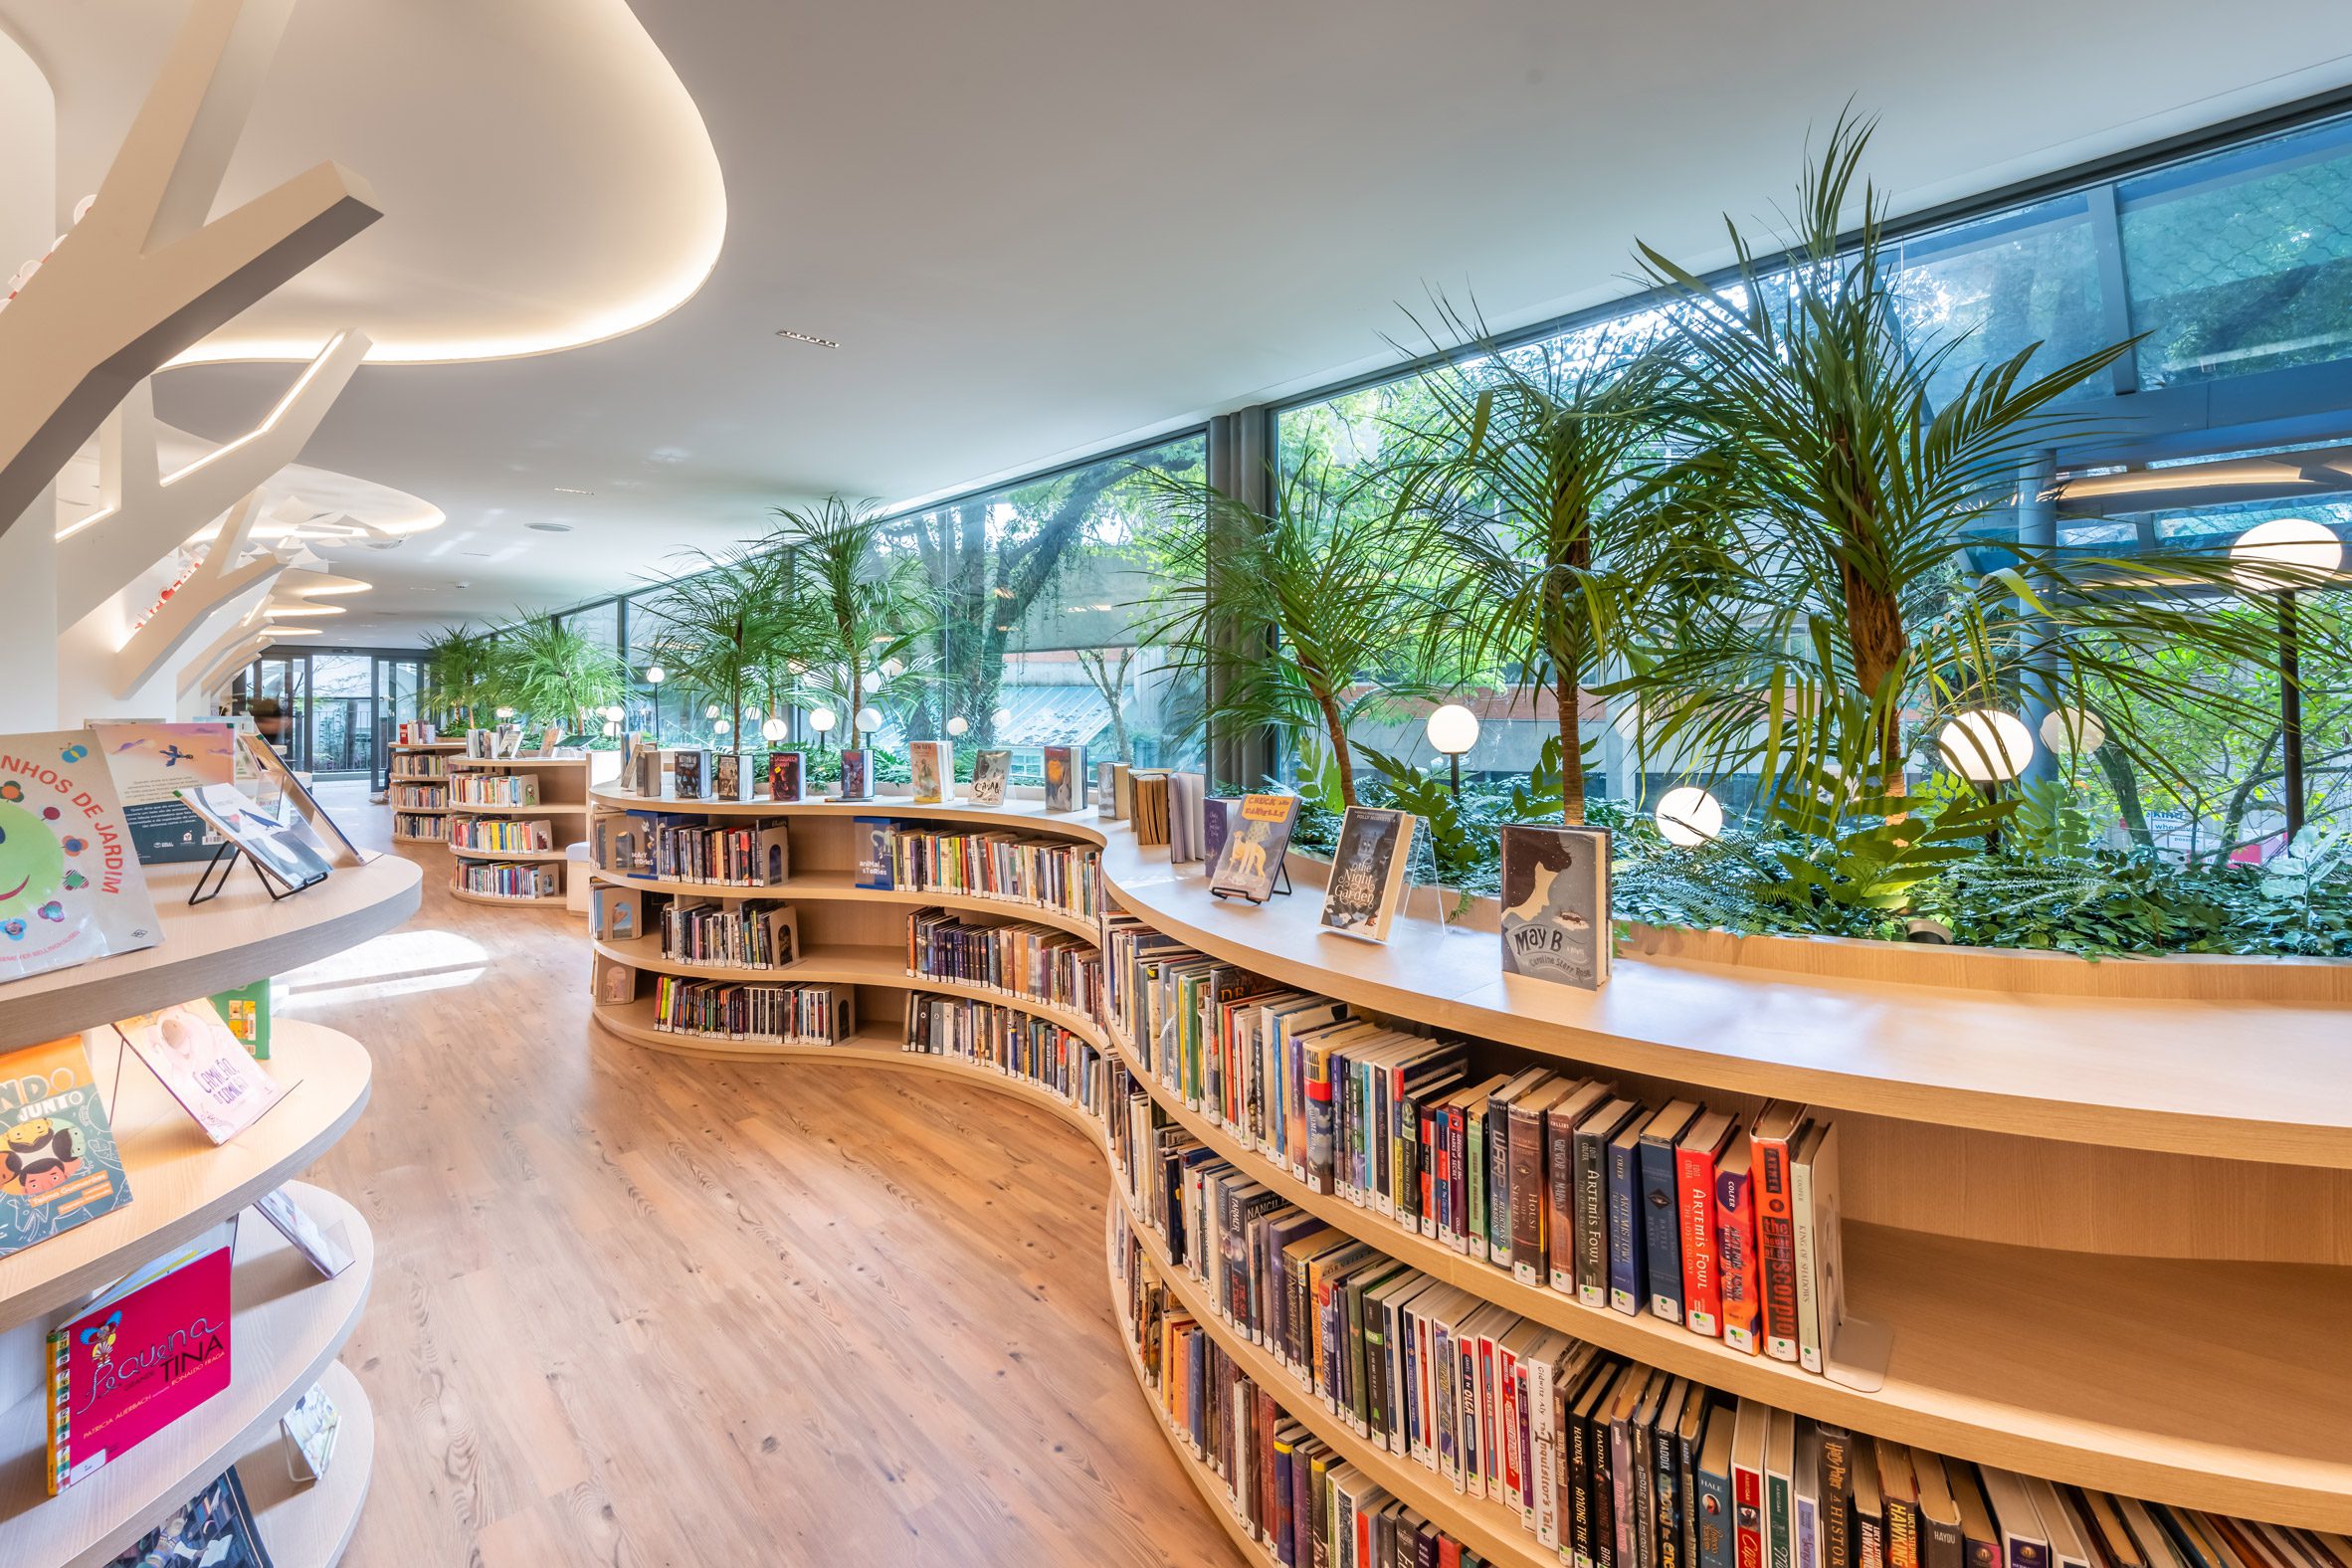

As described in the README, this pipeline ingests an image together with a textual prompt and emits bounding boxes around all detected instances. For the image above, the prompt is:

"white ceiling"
[47,2,2352,641]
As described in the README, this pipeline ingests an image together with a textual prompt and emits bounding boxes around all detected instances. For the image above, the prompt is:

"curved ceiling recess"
[1,0,726,365]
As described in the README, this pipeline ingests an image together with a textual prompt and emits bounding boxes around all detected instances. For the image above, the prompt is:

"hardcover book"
[1676,1109,1736,1337]
[103,1467,274,1568]
[1638,1099,1698,1323]
[92,721,238,864]
[176,784,331,892]
[252,1185,353,1277]
[1095,760,1120,818]
[766,750,804,803]
[854,818,894,889]
[673,749,707,800]
[0,1035,132,1260]
[1041,744,1084,812]
[712,752,742,802]
[1750,1101,1810,1364]
[1203,797,1236,872]
[1318,806,1415,941]
[1498,824,1611,989]
[0,730,163,982]
[281,1384,340,1483]
[837,748,872,801]
[114,1000,289,1144]
[49,1220,236,1493]
[910,740,950,804]
[969,749,1010,806]
[1713,1130,1762,1355]
[209,979,272,1062]
[1210,793,1300,903]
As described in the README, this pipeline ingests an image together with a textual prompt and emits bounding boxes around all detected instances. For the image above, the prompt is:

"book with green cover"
[210,979,271,1062]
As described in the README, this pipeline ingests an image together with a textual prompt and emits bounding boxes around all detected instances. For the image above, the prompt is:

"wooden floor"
[292,782,1243,1568]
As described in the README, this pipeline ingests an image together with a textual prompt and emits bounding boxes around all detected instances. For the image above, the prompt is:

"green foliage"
[497,613,625,734]
[421,625,503,726]
[2009,777,2101,860]
[761,496,934,728]
[635,543,811,743]
[1358,747,1476,886]
[1754,767,2013,922]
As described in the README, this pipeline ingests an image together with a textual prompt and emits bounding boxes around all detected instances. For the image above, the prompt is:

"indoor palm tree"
[421,624,504,728]
[760,496,934,734]
[499,613,626,736]
[1135,467,1436,807]
[636,544,803,745]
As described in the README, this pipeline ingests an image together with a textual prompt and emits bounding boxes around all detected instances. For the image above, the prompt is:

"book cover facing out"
[175,784,331,892]
[1498,824,1612,989]
[837,749,871,801]
[1318,806,1413,941]
[909,741,948,804]
[969,749,1010,806]
[111,1466,274,1566]
[115,1001,289,1145]
[0,731,162,982]
[91,722,237,865]
[712,752,741,803]
[1210,793,1300,902]
[672,750,706,800]
[854,819,894,890]
[0,1035,132,1261]
[49,1223,235,1493]
[1041,744,1084,812]
[209,979,272,1062]
[766,750,804,803]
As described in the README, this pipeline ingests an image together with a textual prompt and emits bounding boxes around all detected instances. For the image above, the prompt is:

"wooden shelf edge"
[582,865,1103,942]
[229,1358,373,1568]
[447,847,568,863]
[449,886,569,908]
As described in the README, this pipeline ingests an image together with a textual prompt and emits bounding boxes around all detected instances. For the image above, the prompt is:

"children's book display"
[836,748,873,802]
[93,721,237,865]
[1041,743,1084,812]
[103,1467,276,1567]
[0,1034,132,1260]
[114,1000,290,1144]
[1202,796,1236,872]
[177,784,332,900]
[909,741,950,804]
[253,1183,355,1277]
[235,731,365,868]
[49,1219,236,1492]
[766,750,804,803]
[210,978,272,1060]
[1498,823,1613,989]
[280,1381,340,1483]
[968,749,1010,806]
[1317,804,1416,942]
[0,730,162,982]
[1208,792,1300,902]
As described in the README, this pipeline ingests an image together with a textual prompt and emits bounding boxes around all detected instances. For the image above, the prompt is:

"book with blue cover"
[1607,1113,1648,1315]
[854,818,894,890]
[1640,1099,1698,1323]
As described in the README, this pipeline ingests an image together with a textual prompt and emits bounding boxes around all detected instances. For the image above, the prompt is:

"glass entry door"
[371,655,427,791]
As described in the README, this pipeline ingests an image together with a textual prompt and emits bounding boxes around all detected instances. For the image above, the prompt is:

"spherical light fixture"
[704,703,720,720]
[2038,707,2106,756]
[645,666,666,685]
[1937,709,2034,784]
[786,660,806,676]
[882,658,904,680]
[601,720,620,738]
[861,671,882,693]
[742,703,761,722]
[711,716,731,735]
[856,705,882,733]
[493,706,515,720]
[1654,785,1725,848]
[2231,517,2343,588]
[604,704,625,723]
[761,716,788,742]
[991,706,1012,732]
[1425,702,1480,795]
[809,708,837,734]
[945,715,969,737]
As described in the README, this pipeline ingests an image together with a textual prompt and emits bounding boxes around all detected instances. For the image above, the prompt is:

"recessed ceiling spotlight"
[553,487,595,494]
[526,520,574,532]
[775,329,841,348]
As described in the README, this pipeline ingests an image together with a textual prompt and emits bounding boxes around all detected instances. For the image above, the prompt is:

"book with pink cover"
[113,1001,288,1144]
[48,1220,236,1492]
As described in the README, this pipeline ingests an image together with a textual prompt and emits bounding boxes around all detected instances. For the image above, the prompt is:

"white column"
[0,36,58,729]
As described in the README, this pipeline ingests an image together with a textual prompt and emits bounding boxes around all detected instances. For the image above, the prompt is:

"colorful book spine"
[1753,1123,1803,1364]
[1606,1131,1646,1316]
[1678,1139,1723,1336]
[1639,1124,1685,1323]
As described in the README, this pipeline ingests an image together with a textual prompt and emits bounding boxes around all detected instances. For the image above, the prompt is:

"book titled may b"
[1498,824,1611,989]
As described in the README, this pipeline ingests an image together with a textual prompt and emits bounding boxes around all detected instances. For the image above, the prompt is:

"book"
[0,1035,132,1260]
[1911,1452,1966,1568]
[1211,793,1300,902]
[1041,744,1084,811]
[50,1220,236,1492]
[712,752,742,802]
[1697,1402,1736,1568]
[1096,760,1120,818]
[854,818,894,889]
[113,1000,289,1144]
[281,1383,340,1483]
[837,748,872,801]
[1713,1130,1762,1355]
[1796,1424,1822,1568]
[767,750,805,803]
[1638,1098,1698,1323]
[1676,1109,1736,1337]
[1204,797,1236,871]
[1766,1408,1796,1568]
[176,783,331,892]
[0,730,163,981]
[631,742,662,796]
[1817,1425,1857,1568]
[1948,1466,2001,1568]
[209,978,272,1062]
[92,721,239,864]
[1792,1119,1845,1377]
[969,749,1011,806]
[252,1185,354,1277]
[1876,1443,1919,1568]
[1751,1102,1810,1364]
[1498,824,1612,989]
[1129,769,1171,845]
[910,740,950,803]
[673,748,707,799]
[1606,1110,1648,1314]
[103,1467,275,1567]
[1576,1096,1642,1307]
[1732,1401,1767,1568]
[1852,1439,1886,1568]
[1319,806,1416,942]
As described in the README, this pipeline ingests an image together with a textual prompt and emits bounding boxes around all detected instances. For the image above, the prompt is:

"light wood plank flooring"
[294,782,1242,1567]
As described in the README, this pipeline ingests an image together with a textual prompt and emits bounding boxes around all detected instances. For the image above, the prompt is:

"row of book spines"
[449,821,553,851]
[393,813,446,839]
[649,975,857,1042]
[454,865,560,897]
[450,781,540,804]
[900,994,1107,1105]
[881,825,1102,909]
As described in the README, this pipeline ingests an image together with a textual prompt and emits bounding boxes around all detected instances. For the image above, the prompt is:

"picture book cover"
[102,1467,275,1568]
[1317,806,1416,942]
[1498,824,1612,989]
[837,748,872,801]
[0,731,162,983]
[251,1185,353,1278]
[712,752,742,802]
[92,722,237,865]
[175,784,331,893]
[0,1035,132,1260]
[50,1220,235,1494]
[969,749,1010,806]
[281,1382,339,1482]
[209,979,271,1062]
[909,741,949,804]
[854,818,894,890]
[114,1001,289,1144]
[672,749,707,800]
[1041,744,1085,812]
[1203,798,1236,873]
[1209,792,1300,902]
[767,750,804,803]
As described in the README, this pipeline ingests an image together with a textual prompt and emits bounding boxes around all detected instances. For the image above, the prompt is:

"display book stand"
[578,784,2352,1554]
[0,850,403,1567]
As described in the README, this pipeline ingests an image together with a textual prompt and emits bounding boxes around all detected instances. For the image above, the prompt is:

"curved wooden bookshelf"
[390,832,446,846]
[0,1023,371,1333]
[0,1183,375,1567]
[586,866,1100,941]
[450,801,585,816]
[581,790,2352,1537]
[233,1358,373,1568]
[449,884,567,908]
[0,856,421,1048]
[449,846,569,863]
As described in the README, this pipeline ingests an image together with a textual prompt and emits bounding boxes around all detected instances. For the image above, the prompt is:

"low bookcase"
[446,754,593,908]
[386,740,463,846]
[581,783,2352,1562]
